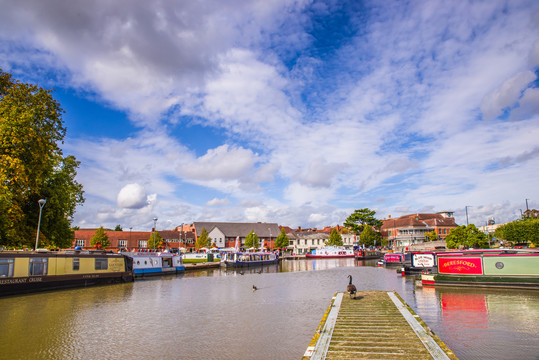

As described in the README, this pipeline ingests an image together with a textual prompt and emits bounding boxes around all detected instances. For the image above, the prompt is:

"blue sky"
[1,0,538,230]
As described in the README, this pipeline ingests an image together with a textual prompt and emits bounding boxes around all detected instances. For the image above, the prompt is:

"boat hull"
[355,250,382,260]
[221,259,279,267]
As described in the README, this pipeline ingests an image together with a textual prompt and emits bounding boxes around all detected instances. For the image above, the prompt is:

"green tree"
[148,231,164,249]
[495,218,539,246]
[0,70,84,248]
[245,230,260,249]
[359,224,382,247]
[195,227,211,250]
[274,228,290,249]
[326,228,343,246]
[425,231,438,242]
[344,208,383,234]
[90,226,110,249]
[445,225,488,249]
[114,224,123,231]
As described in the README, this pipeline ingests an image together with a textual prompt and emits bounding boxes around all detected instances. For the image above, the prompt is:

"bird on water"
[347,275,357,298]
[252,285,258,292]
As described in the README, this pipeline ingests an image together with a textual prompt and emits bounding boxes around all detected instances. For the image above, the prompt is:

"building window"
[139,240,148,248]
[73,258,80,271]
[0,259,14,277]
[75,239,85,247]
[95,258,108,270]
[118,240,127,248]
[29,258,48,276]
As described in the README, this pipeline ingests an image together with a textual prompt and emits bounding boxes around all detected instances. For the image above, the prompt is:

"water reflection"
[1,260,539,360]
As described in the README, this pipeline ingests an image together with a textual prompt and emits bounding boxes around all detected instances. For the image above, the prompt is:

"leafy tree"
[445,225,488,249]
[195,227,211,250]
[114,224,123,231]
[245,230,260,249]
[148,231,164,249]
[90,226,110,249]
[344,208,383,234]
[275,228,290,249]
[425,231,438,242]
[494,218,539,246]
[359,225,382,247]
[0,70,84,248]
[326,228,343,246]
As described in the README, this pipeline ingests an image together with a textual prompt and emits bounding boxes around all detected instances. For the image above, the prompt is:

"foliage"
[359,225,382,247]
[148,231,164,249]
[445,225,488,249]
[195,227,211,250]
[343,208,383,234]
[90,226,110,249]
[494,218,539,246]
[326,228,343,246]
[114,224,123,231]
[245,230,260,249]
[0,70,84,248]
[275,228,290,249]
[425,231,438,242]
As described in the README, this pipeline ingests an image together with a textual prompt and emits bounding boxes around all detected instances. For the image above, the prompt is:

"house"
[191,222,281,250]
[381,211,458,248]
[287,226,355,254]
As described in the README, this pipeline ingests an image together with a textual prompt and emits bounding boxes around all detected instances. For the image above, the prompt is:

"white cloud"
[117,183,148,209]
[206,198,231,207]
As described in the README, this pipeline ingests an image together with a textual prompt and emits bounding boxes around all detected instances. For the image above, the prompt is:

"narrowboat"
[355,249,383,260]
[0,250,134,296]
[220,252,279,267]
[401,251,437,275]
[421,249,539,289]
[383,252,405,267]
[122,251,185,277]
[305,247,355,258]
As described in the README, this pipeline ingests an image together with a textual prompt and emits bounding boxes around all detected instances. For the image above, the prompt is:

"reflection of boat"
[422,249,539,289]
[383,252,405,267]
[355,249,383,259]
[305,247,355,258]
[0,250,134,296]
[123,252,185,277]
[220,252,279,267]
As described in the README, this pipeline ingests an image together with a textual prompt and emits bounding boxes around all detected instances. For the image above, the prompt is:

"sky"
[1,0,538,231]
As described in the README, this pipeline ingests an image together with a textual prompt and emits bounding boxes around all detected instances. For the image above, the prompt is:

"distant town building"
[190,222,281,249]
[381,211,458,248]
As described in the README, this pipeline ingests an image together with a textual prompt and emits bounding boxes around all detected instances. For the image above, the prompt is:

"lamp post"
[465,206,470,226]
[268,227,272,252]
[129,227,132,250]
[153,217,158,252]
[35,199,47,251]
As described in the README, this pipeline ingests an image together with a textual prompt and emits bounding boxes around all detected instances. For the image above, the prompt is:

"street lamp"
[153,217,158,252]
[268,227,272,252]
[465,206,471,226]
[35,199,47,251]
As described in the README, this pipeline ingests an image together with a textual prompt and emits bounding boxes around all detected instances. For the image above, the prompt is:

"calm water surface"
[1,259,539,359]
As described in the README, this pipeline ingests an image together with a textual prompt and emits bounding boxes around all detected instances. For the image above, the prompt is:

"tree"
[445,225,488,249]
[275,228,290,249]
[425,231,438,242]
[195,227,211,250]
[114,224,123,231]
[344,208,383,234]
[245,230,260,249]
[494,218,539,247]
[148,231,164,249]
[326,228,344,246]
[90,226,110,249]
[0,70,84,248]
[359,225,382,247]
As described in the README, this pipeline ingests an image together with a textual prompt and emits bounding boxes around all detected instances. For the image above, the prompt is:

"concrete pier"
[303,291,457,360]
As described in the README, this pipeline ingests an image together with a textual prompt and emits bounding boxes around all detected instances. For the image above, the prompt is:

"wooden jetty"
[303,291,457,360]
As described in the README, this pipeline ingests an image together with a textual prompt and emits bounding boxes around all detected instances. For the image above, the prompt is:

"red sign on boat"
[438,257,483,275]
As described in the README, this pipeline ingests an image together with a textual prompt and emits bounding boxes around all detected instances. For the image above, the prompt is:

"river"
[1,259,538,359]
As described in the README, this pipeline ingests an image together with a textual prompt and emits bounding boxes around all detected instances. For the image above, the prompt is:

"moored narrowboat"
[421,249,539,289]
[0,250,134,296]
[123,251,185,277]
[383,252,405,267]
[355,249,383,260]
[401,251,437,275]
[220,252,279,267]
[305,247,355,258]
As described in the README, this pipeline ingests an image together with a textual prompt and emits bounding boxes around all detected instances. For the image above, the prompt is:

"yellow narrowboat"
[0,250,134,296]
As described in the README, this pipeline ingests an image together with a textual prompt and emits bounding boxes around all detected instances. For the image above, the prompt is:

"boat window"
[137,260,140,265]
[29,258,48,276]
[73,258,80,271]
[95,258,108,270]
[0,259,14,277]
